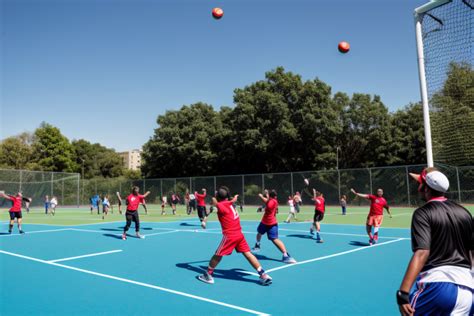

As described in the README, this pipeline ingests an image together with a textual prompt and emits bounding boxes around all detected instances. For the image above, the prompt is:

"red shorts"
[215,234,250,256]
[367,215,384,227]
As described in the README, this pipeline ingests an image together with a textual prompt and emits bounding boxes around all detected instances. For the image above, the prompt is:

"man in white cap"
[397,167,473,316]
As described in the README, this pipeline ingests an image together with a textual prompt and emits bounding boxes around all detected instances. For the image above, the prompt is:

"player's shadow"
[101,228,122,231]
[179,223,200,227]
[349,241,370,247]
[176,262,261,285]
[103,233,123,239]
[253,254,282,263]
[285,234,314,240]
[0,232,11,235]
[142,227,153,230]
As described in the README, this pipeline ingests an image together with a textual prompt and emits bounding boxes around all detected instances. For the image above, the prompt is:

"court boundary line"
[243,238,406,276]
[48,249,123,263]
[0,249,269,316]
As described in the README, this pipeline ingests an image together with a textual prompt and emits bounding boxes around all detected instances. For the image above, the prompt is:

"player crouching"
[197,186,272,286]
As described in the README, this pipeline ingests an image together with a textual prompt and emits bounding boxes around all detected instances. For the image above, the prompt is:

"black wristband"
[396,290,410,305]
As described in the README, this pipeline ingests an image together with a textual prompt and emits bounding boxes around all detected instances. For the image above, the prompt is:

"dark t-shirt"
[411,199,473,272]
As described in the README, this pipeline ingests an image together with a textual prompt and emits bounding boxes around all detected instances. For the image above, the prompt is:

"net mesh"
[419,0,474,165]
[0,169,80,207]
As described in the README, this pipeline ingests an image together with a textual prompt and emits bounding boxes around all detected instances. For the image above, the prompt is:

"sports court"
[0,207,414,316]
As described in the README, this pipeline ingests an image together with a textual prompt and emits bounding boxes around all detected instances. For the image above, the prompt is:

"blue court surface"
[0,219,411,315]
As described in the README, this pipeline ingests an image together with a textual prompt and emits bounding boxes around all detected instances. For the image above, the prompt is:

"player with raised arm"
[309,189,325,243]
[195,189,207,229]
[252,190,296,264]
[122,186,150,240]
[351,187,392,245]
[0,191,29,234]
[197,186,272,286]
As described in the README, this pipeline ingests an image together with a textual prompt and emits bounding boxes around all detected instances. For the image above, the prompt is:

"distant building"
[119,150,142,170]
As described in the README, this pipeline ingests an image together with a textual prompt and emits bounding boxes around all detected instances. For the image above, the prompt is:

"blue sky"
[1,0,427,151]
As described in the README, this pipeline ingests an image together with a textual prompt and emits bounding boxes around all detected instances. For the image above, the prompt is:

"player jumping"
[351,188,392,245]
[197,186,272,286]
[122,186,150,240]
[252,190,296,264]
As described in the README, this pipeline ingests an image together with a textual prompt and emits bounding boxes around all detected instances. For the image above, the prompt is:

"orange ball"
[338,41,350,53]
[212,7,224,19]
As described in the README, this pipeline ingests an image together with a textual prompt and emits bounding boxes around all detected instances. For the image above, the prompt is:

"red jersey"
[315,196,325,213]
[126,194,145,211]
[368,195,387,216]
[195,192,206,207]
[139,196,146,203]
[7,195,22,212]
[217,200,242,237]
[261,198,278,226]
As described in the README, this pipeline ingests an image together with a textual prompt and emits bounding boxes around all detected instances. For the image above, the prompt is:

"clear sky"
[1,0,427,151]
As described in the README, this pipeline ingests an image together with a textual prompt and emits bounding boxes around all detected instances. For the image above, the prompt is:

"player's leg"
[285,212,292,223]
[17,215,24,234]
[134,212,143,238]
[198,254,222,284]
[8,212,14,233]
[242,252,272,285]
[122,212,133,240]
[372,216,383,244]
[252,223,266,252]
[366,219,374,245]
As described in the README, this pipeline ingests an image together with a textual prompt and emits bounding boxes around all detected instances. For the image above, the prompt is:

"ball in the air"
[212,7,224,19]
[304,179,309,186]
[338,41,350,53]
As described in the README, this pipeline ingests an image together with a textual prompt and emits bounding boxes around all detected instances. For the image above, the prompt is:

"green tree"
[31,122,76,172]
[0,136,33,169]
[142,103,223,178]
[72,139,124,178]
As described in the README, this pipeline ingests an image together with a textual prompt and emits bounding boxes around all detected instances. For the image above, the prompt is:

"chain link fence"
[79,164,474,207]
[0,169,80,207]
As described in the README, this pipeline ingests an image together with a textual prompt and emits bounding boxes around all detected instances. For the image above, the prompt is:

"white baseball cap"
[409,169,450,193]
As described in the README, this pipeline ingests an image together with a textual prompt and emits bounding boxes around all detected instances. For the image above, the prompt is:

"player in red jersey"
[351,188,392,245]
[251,190,296,264]
[0,191,30,234]
[195,189,208,229]
[197,186,272,285]
[122,186,150,240]
[309,189,325,243]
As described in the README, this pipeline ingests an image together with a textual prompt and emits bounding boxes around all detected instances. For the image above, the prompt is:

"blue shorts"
[410,282,473,315]
[257,223,278,240]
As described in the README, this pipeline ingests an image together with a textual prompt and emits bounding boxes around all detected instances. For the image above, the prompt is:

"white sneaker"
[259,273,272,286]
[282,255,297,264]
[198,273,214,284]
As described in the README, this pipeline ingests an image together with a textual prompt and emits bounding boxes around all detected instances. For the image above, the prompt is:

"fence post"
[19,170,22,192]
[174,179,177,194]
[77,175,80,207]
[262,174,265,191]
[368,168,373,193]
[406,166,411,207]
[95,179,97,195]
[51,173,54,196]
[214,176,216,193]
[189,178,192,192]
[456,167,462,203]
[160,179,163,198]
[337,170,341,201]
[61,179,64,205]
[242,175,245,205]
[290,172,294,195]
[143,179,146,192]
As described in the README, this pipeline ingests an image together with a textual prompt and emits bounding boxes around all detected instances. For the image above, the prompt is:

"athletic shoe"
[19,230,25,234]
[136,233,145,239]
[8,230,12,234]
[201,221,206,229]
[309,228,314,235]
[372,239,377,245]
[252,244,261,253]
[316,239,324,243]
[198,273,214,284]
[259,273,272,286]
[282,255,296,264]
[122,233,127,240]
[368,239,373,246]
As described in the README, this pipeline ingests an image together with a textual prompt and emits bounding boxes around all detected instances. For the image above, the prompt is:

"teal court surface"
[0,219,412,315]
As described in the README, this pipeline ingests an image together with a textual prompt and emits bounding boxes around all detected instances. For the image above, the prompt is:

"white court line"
[245,238,406,276]
[0,249,268,316]
[48,250,123,263]
[278,228,409,240]
[70,227,177,234]
[0,228,72,238]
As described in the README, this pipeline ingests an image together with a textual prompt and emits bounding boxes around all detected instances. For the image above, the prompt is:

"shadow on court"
[101,228,122,232]
[285,234,314,240]
[103,233,123,239]
[176,262,261,285]
[253,254,283,263]
[0,232,11,235]
[348,241,370,247]
[179,223,200,227]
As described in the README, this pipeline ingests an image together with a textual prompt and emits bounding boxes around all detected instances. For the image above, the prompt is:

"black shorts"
[197,206,206,220]
[172,199,179,205]
[189,200,196,210]
[9,211,22,220]
[314,210,324,222]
